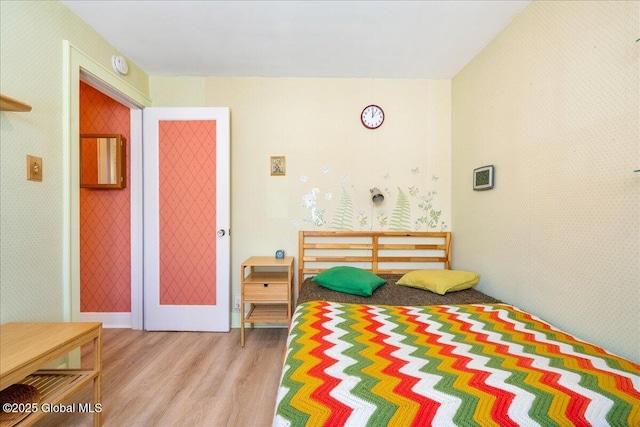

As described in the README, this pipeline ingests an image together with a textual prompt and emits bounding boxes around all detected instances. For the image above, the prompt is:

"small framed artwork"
[270,156,286,176]
[473,165,494,191]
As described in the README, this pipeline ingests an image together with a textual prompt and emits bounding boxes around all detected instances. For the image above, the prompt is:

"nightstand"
[240,256,294,346]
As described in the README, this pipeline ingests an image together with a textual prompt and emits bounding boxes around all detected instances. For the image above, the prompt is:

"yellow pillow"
[396,269,479,295]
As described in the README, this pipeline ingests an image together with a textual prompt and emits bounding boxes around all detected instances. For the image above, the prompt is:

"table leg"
[93,327,102,426]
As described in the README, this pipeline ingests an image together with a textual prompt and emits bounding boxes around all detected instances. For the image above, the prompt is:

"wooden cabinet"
[0,322,102,426]
[240,256,294,346]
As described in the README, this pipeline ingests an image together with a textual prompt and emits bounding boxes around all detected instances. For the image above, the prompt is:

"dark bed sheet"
[297,274,501,306]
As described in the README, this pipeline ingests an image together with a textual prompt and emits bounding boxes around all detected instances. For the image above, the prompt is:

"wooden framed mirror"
[80,134,126,189]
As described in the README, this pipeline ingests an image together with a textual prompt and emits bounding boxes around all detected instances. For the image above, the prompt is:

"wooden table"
[0,322,102,426]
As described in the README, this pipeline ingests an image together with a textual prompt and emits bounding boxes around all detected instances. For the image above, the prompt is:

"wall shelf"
[0,94,32,112]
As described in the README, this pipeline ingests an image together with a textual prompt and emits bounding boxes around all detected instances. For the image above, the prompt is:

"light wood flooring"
[35,327,288,427]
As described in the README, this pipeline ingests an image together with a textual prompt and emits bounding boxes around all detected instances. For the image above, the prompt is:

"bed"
[273,231,640,426]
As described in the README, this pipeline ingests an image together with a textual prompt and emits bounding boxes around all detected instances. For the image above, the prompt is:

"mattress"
[274,301,640,426]
[296,274,501,306]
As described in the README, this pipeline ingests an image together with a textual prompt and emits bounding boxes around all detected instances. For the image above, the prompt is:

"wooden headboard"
[298,231,451,291]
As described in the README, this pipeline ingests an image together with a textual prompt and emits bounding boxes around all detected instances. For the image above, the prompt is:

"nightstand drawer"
[243,282,288,301]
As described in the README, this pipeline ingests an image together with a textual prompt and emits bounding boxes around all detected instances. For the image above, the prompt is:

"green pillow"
[312,266,387,297]
[396,269,479,295]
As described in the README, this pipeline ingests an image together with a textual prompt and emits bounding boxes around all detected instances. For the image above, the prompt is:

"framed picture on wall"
[271,156,286,176]
[473,165,494,190]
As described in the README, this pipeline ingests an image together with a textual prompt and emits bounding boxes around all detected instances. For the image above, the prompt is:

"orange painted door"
[143,108,230,331]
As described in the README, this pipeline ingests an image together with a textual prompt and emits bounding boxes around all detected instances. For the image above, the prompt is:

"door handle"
[217,229,226,237]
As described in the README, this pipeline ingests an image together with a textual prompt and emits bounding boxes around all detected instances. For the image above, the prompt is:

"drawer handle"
[263,283,269,287]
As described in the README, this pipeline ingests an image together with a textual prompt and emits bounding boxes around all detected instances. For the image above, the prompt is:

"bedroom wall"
[150,76,452,322]
[0,1,148,323]
[451,1,639,362]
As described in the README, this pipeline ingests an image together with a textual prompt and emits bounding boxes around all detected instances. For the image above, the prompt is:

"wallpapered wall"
[151,77,452,307]
[0,1,148,323]
[80,82,131,313]
[451,1,639,362]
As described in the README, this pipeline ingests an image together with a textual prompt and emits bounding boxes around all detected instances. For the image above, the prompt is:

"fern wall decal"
[330,187,354,230]
[298,168,447,232]
[389,187,411,231]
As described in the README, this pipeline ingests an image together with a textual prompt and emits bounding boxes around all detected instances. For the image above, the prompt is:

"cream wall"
[151,76,452,317]
[452,1,639,362]
[0,1,148,322]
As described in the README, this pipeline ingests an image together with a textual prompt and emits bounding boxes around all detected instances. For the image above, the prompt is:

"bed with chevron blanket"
[273,301,640,426]
[275,231,640,426]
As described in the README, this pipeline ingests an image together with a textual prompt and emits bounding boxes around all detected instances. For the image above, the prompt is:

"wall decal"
[411,186,442,230]
[330,187,354,231]
[302,187,327,228]
[298,166,447,232]
[377,212,389,229]
[389,187,411,231]
[357,210,369,230]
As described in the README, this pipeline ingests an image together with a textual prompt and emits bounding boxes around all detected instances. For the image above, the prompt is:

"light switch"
[27,155,42,181]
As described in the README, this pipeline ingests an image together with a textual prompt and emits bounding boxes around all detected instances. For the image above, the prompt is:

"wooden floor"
[35,327,288,427]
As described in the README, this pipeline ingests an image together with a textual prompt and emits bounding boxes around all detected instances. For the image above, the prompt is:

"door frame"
[63,41,151,329]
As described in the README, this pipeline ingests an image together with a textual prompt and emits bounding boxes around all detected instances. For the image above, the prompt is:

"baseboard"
[80,312,131,328]
[80,312,282,330]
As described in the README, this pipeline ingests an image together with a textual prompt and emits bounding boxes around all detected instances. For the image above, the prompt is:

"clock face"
[361,105,384,129]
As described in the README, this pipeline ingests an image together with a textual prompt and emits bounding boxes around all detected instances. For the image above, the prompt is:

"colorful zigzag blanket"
[273,301,640,426]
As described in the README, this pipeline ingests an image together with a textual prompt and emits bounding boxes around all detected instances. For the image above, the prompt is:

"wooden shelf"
[14,370,99,426]
[0,322,102,426]
[0,94,32,112]
[244,271,290,283]
[245,305,289,323]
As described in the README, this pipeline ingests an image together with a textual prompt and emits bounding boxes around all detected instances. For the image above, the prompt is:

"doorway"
[63,41,150,330]
[78,81,133,325]
[64,42,230,332]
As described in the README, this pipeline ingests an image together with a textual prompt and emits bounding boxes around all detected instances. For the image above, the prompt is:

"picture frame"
[270,156,286,176]
[473,165,494,191]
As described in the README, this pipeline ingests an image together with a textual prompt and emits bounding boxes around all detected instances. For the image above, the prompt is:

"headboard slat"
[298,230,451,291]
[378,244,447,250]
[304,243,373,249]
[377,256,449,263]
[303,256,373,262]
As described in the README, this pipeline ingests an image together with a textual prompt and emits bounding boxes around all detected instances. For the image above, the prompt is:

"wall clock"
[361,105,384,129]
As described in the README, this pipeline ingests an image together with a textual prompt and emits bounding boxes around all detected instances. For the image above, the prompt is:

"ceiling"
[61,0,530,79]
